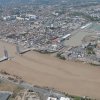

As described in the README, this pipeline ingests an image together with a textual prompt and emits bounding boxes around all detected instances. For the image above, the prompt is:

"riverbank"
[0,40,100,99]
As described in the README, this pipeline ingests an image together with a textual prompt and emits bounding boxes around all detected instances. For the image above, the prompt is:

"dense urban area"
[0,0,100,100]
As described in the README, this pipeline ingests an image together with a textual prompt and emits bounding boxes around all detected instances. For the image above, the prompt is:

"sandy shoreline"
[0,41,100,99]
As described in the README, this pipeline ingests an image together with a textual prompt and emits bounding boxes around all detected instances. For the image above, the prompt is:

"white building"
[47,97,57,100]
[60,97,70,100]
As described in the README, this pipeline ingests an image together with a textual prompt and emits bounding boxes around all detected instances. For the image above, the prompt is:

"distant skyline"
[0,0,100,6]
